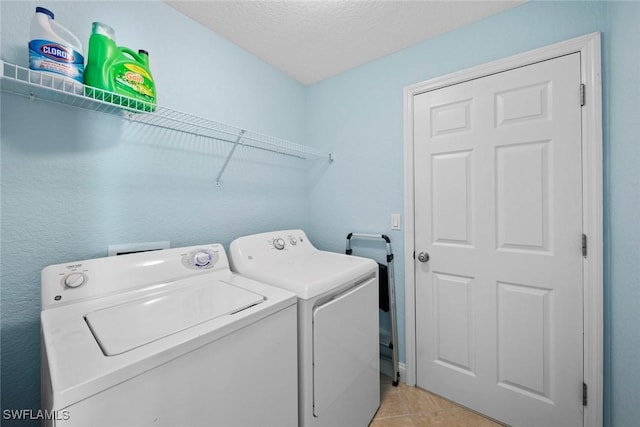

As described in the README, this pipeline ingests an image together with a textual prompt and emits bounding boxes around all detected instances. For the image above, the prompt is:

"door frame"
[403,33,603,427]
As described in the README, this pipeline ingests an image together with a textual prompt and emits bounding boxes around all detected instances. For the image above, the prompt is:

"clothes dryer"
[230,230,380,427]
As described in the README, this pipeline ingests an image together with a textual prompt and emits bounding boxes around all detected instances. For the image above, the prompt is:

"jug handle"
[119,47,142,62]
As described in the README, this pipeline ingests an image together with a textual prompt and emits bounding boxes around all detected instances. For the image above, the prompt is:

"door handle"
[417,252,430,263]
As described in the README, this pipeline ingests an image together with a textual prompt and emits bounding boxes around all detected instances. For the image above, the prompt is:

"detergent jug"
[29,6,84,83]
[84,22,156,111]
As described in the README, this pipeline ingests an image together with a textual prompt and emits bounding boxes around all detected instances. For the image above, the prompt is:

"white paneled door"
[413,53,584,426]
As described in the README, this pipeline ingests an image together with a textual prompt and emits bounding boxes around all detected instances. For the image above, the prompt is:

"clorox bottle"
[29,7,84,83]
[84,22,156,111]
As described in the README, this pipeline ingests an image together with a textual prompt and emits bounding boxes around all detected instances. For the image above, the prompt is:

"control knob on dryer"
[273,238,286,250]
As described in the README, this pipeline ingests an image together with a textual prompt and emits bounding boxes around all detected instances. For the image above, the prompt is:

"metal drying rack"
[346,232,400,386]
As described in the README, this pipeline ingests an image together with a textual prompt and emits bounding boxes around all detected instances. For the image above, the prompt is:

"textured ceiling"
[166,1,525,85]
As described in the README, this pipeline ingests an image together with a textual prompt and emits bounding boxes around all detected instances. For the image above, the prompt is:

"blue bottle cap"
[36,7,54,20]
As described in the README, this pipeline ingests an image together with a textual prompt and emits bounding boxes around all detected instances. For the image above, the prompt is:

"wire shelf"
[1,60,332,183]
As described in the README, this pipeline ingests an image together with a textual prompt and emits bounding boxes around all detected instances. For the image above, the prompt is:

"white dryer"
[230,230,380,427]
[41,244,298,427]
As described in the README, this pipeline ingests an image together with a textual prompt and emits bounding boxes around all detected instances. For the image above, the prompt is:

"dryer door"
[312,276,378,417]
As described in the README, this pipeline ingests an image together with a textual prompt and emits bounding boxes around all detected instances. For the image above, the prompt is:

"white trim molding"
[403,32,603,427]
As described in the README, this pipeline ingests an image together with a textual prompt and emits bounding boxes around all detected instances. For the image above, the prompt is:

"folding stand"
[346,232,399,386]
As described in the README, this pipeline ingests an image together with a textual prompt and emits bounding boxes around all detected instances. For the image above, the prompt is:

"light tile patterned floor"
[370,375,504,427]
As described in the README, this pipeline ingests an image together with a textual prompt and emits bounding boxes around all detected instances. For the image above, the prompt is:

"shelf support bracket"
[216,129,246,187]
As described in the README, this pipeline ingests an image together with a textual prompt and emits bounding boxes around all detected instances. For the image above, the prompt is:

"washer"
[41,244,298,427]
[230,229,380,427]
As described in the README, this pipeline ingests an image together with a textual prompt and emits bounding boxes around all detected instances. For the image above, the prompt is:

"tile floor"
[370,375,504,426]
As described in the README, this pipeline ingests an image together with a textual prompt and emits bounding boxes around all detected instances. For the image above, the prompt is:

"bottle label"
[29,39,84,83]
[113,63,156,104]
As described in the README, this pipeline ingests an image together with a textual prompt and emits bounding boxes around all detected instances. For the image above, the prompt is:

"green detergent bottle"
[84,22,156,112]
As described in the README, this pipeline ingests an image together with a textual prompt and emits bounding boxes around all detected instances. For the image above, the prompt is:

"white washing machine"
[41,244,298,427]
[229,230,380,427]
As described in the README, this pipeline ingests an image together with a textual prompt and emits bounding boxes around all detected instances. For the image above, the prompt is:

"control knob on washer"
[64,272,85,288]
[273,238,286,250]
[193,251,212,267]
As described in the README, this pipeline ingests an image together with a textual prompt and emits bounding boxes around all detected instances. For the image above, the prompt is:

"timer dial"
[193,251,212,267]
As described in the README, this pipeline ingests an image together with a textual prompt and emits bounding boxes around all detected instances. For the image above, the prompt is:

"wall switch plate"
[391,213,401,230]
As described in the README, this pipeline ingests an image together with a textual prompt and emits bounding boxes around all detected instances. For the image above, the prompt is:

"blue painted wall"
[305,0,605,370]
[1,0,310,419]
[2,1,639,426]
[604,2,640,426]
[304,1,638,426]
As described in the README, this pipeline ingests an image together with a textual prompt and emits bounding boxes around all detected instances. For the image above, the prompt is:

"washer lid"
[85,280,265,356]
[41,272,296,411]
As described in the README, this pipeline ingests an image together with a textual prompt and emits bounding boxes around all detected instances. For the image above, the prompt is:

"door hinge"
[583,382,588,406]
[582,234,588,257]
[580,83,586,106]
